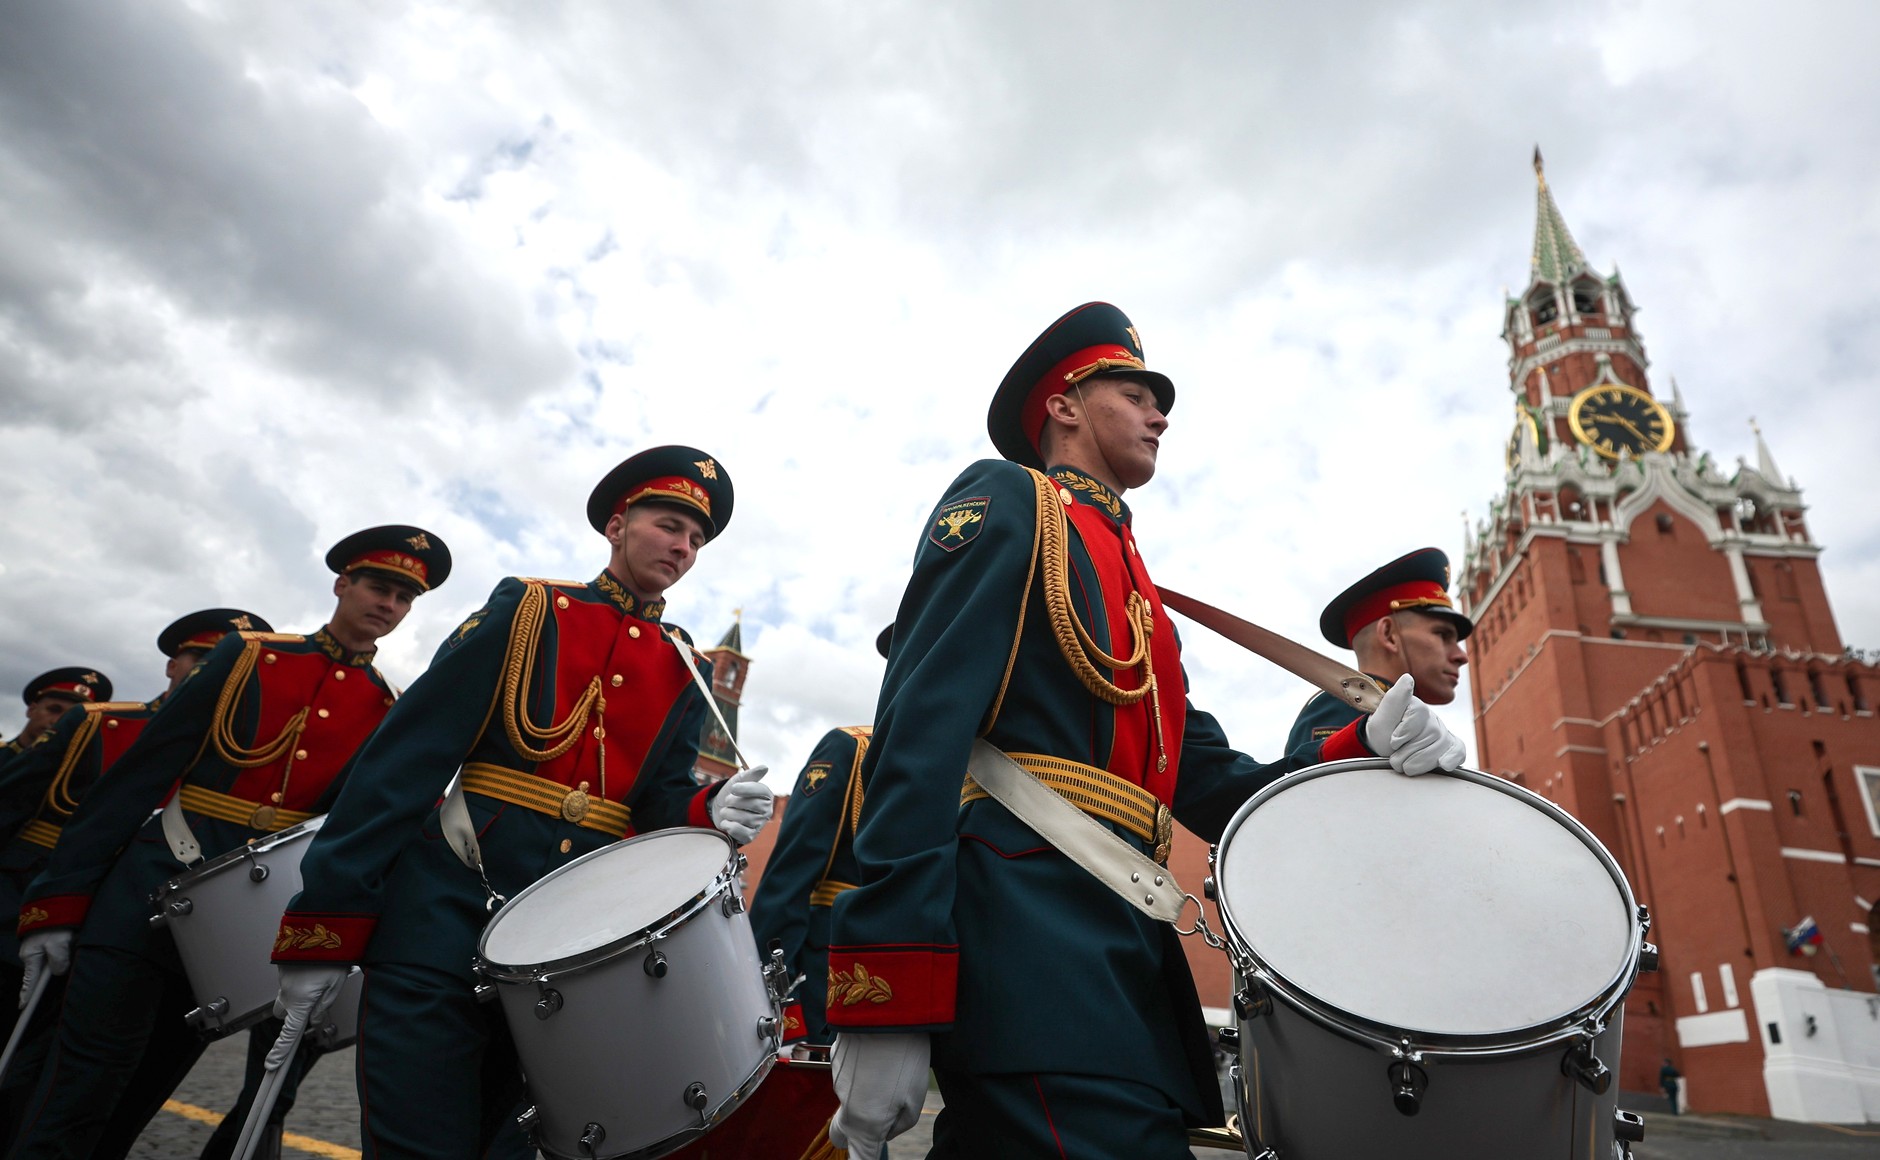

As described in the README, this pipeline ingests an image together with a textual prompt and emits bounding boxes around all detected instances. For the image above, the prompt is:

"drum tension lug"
[644,949,669,978]
[578,1121,605,1157]
[1202,875,1217,901]
[1234,983,1272,1020]
[1215,1025,1239,1052]
[757,1014,779,1040]
[472,982,498,1004]
[534,986,563,1020]
[1562,1041,1612,1094]
[684,1081,710,1125]
[1387,1058,1428,1117]
[1613,1108,1645,1143]
[1638,941,1660,973]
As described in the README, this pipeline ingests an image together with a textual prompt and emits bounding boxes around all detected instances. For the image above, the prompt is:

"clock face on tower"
[1567,384,1675,459]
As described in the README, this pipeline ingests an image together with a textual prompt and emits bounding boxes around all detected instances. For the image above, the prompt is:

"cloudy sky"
[3,1,1877,786]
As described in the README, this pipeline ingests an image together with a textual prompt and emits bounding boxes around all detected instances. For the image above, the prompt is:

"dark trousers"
[928,1068,1192,1160]
[197,1019,324,1160]
[354,963,533,1160]
[6,944,209,1160]
[0,973,64,1151]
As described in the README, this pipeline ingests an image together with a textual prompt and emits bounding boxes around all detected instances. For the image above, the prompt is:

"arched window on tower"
[1530,289,1559,327]
[1571,279,1602,318]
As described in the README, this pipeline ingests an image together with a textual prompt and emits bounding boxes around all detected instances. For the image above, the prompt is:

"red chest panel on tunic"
[1065,505,1187,803]
[97,713,151,771]
[533,596,694,800]
[224,650,391,810]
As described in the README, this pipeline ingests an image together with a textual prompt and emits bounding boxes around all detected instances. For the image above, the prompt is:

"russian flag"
[1784,916,1823,955]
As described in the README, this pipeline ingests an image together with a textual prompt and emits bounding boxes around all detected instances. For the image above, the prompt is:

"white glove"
[1364,674,1467,776]
[711,765,774,845]
[18,930,74,1007]
[267,964,349,1070]
[829,1032,930,1157]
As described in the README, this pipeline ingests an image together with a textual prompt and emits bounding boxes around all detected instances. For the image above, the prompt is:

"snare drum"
[476,828,781,1160]
[151,815,341,1038]
[1213,759,1651,1159]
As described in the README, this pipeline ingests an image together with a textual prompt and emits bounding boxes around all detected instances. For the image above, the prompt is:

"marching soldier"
[751,723,874,1046]
[0,671,113,772]
[7,528,448,1160]
[825,304,1466,1158]
[749,626,890,1047]
[0,611,266,1135]
[1285,547,1472,751]
[268,447,775,1160]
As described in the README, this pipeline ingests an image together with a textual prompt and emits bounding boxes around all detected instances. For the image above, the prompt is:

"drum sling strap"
[967,740,1195,926]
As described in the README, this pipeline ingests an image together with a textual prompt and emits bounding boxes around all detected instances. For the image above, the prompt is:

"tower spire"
[1749,417,1786,485]
[1530,146,1590,283]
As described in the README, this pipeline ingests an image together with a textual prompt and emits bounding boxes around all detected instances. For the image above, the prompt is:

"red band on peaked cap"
[346,549,429,589]
[611,475,712,522]
[1342,581,1457,647]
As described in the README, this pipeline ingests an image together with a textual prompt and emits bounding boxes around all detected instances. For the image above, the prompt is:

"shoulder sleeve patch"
[929,496,991,551]
[798,761,834,796]
[1311,727,1336,741]
[446,606,490,650]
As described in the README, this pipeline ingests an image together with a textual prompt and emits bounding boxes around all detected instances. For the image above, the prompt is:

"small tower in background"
[694,611,750,783]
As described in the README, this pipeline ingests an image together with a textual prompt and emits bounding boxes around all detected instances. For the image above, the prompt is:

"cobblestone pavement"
[135,1049,1880,1159]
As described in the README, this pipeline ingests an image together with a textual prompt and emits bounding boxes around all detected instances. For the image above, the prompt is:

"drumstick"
[1158,587,1386,713]
[230,1029,297,1160]
[0,973,50,1084]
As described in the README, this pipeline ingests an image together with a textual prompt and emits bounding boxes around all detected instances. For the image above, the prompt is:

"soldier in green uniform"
[825,303,1466,1159]
[1285,548,1473,752]
[752,723,874,1046]
[268,447,775,1160]
[0,671,113,774]
[7,527,448,1160]
[749,626,888,1047]
[0,612,267,1142]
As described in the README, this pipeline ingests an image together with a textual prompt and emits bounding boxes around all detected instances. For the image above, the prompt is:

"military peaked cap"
[1320,547,1474,649]
[23,667,112,706]
[988,302,1175,468]
[158,609,275,658]
[326,526,452,593]
[587,445,734,541]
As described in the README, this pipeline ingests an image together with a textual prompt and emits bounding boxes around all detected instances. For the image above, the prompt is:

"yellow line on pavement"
[1815,1122,1880,1137]
[161,1099,363,1159]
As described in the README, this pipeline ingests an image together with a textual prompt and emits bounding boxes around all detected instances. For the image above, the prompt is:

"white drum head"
[1217,766,1632,1035]
[481,829,732,968]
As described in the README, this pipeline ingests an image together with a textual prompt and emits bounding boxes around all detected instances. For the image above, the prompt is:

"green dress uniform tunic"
[9,629,396,1160]
[1283,686,1373,753]
[0,697,157,1114]
[827,461,1373,1156]
[750,725,872,1045]
[273,575,722,1160]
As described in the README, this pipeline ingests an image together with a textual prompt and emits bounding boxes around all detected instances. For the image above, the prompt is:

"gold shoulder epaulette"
[83,701,149,715]
[238,631,306,644]
[515,576,584,587]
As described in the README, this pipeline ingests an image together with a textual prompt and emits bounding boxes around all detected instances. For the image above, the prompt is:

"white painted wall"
[1751,968,1880,1122]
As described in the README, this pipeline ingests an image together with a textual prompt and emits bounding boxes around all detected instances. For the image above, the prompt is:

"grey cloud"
[0,0,571,416]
